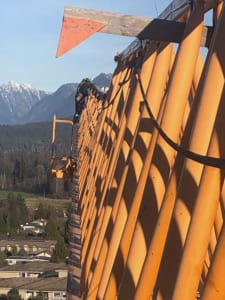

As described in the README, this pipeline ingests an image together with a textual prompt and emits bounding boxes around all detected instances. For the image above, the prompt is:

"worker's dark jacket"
[75,81,97,115]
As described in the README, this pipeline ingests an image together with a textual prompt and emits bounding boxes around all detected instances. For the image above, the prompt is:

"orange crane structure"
[54,0,225,299]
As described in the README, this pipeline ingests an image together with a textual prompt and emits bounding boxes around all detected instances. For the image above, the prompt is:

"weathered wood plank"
[57,2,216,58]
[64,7,153,37]
[63,7,213,46]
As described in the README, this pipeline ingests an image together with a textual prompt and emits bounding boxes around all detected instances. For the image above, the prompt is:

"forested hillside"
[0,121,74,196]
[0,121,72,152]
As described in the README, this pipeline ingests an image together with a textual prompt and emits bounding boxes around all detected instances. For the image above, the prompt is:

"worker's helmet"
[83,77,91,83]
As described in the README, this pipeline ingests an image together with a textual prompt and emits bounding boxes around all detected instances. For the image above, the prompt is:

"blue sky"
[1,1,169,92]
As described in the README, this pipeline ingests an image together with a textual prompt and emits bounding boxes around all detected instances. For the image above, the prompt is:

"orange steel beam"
[132,52,206,298]
[79,65,129,236]
[172,0,224,262]
[172,4,225,299]
[79,64,132,295]
[117,3,205,299]
[78,73,119,199]
[172,125,224,300]
[95,44,166,300]
[62,0,225,299]
[201,202,225,300]
[83,46,156,297]
[102,42,174,300]
[78,71,121,227]
[85,57,146,300]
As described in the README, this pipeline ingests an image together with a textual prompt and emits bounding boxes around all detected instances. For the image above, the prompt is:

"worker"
[73,78,92,122]
[73,78,108,123]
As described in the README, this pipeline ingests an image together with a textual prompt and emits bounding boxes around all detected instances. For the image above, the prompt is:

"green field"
[0,190,71,210]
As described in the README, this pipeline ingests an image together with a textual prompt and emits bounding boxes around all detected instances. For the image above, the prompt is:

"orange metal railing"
[50,115,75,179]
[65,0,225,299]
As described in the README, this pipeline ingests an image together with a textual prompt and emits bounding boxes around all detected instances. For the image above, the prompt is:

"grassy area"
[0,190,71,210]
[25,197,71,209]
[0,190,37,199]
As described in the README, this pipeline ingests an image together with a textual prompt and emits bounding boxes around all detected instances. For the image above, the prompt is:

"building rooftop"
[0,261,67,272]
[0,239,56,247]
[0,277,67,291]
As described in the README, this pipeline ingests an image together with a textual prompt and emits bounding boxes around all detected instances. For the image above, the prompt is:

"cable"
[136,70,225,169]
[101,66,133,111]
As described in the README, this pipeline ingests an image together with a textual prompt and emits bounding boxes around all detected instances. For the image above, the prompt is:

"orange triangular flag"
[56,17,105,58]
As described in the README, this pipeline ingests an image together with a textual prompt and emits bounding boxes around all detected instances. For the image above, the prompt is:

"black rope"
[101,66,134,111]
[136,71,225,169]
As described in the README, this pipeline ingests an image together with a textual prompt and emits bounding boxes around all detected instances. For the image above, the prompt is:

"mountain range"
[0,73,112,125]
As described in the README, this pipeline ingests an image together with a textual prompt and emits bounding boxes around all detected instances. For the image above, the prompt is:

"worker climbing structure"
[55,0,225,299]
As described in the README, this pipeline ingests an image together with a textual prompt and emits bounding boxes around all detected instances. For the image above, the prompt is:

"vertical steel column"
[85,48,155,300]
[103,42,174,300]
[172,135,223,300]
[79,67,124,235]
[79,65,128,266]
[81,64,132,266]
[201,199,225,300]
[133,94,195,300]
[172,4,225,299]
[81,63,137,286]
[78,73,119,215]
[133,50,203,299]
[96,44,161,300]
[80,62,134,295]
[118,3,204,299]
[78,66,121,193]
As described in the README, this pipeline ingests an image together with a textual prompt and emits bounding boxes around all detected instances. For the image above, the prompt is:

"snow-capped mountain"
[0,81,49,124]
[0,73,112,125]
[25,83,77,123]
[92,73,112,87]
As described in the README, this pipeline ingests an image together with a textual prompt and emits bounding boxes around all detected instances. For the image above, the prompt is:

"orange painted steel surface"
[59,0,225,299]
[50,115,75,179]
[56,17,105,57]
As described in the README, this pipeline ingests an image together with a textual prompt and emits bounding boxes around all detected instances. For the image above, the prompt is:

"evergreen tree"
[34,202,47,220]
[50,236,68,262]
[64,218,70,244]
[16,193,28,224]
[45,216,60,238]
[7,193,28,231]
[7,288,22,300]
[0,251,7,263]
[0,213,8,234]
[7,193,20,230]
[8,246,18,257]
[17,248,28,256]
